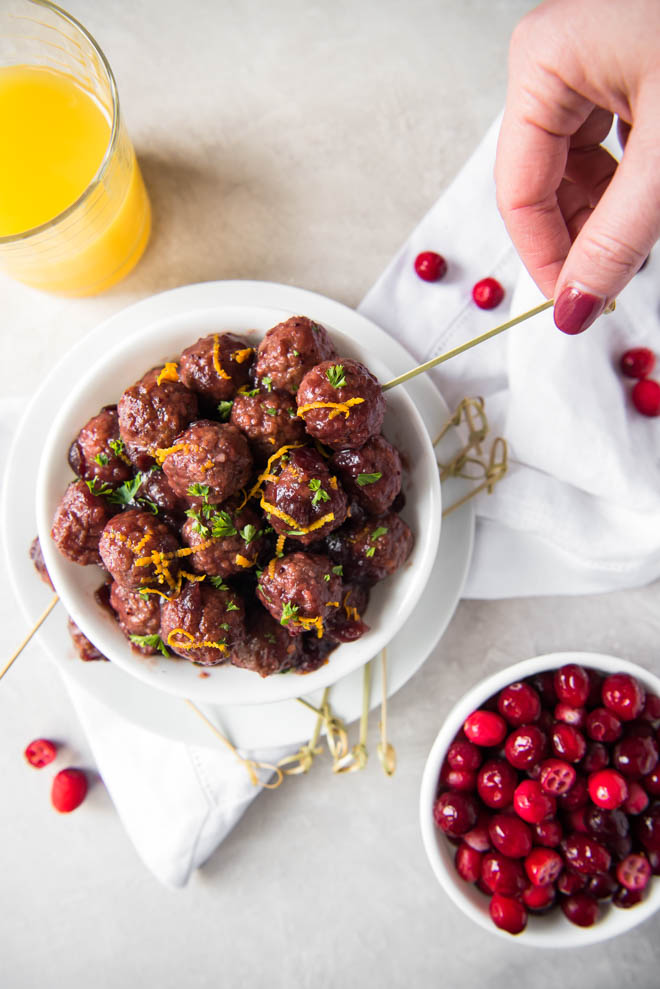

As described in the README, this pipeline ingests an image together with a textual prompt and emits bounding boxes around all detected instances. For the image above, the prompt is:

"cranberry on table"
[488,814,533,858]
[561,892,600,928]
[631,378,660,416]
[513,779,556,824]
[24,738,57,768]
[497,681,541,726]
[588,769,629,809]
[620,347,655,378]
[602,674,646,721]
[463,710,507,747]
[51,768,88,813]
[477,758,518,809]
[472,277,505,310]
[414,251,447,282]
[433,791,479,837]
[489,894,527,934]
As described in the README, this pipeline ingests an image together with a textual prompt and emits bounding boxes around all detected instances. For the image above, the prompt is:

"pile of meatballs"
[48,316,414,678]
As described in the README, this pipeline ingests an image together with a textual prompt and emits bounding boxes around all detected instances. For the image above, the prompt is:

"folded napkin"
[9,116,660,887]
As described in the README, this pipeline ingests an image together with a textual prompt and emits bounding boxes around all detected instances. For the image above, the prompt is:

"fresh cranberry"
[554,664,590,707]
[610,835,633,861]
[414,251,447,282]
[625,720,655,739]
[602,673,646,721]
[455,843,484,883]
[561,892,599,927]
[585,805,629,841]
[24,738,57,768]
[552,723,586,763]
[513,780,556,824]
[616,853,651,891]
[636,805,660,852]
[566,807,589,833]
[586,670,604,707]
[472,277,504,310]
[586,707,622,743]
[557,871,586,896]
[447,737,483,772]
[582,742,609,774]
[440,765,477,792]
[539,758,576,796]
[481,852,527,895]
[641,692,660,723]
[558,774,589,810]
[527,672,557,707]
[554,703,586,728]
[505,725,547,770]
[523,882,556,912]
[463,813,492,852]
[613,734,658,779]
[620,347,655,378]
[624,781,650,815]
[51,768,88,813]
[643,768,660,796]
[537,710,555,737]
[433,791,479,837]
[489,814,533,858]
[464,710,507,747]
[562,834,612,875]
[477,758,518,809]
[524,847,563,886]
[489,894,527,934]
[497,682,541,726]
[631,378,660,416]
[587,871,618,899]
[648,849,660,876]
[534,817,563,848]
[588,769,629,809]
[613,885,645,908]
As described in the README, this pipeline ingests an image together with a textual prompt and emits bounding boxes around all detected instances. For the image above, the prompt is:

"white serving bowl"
[419,651,660,947]
[36,301,441,705]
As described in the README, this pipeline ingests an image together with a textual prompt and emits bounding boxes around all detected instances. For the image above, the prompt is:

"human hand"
[495,0,660,334]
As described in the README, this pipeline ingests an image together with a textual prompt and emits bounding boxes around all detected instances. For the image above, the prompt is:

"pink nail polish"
[553,288,605,335]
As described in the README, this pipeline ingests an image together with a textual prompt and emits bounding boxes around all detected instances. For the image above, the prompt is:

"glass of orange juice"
[0,0,151,295]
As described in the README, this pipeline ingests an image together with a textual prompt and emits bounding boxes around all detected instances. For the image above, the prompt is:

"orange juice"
[0,65,151,295]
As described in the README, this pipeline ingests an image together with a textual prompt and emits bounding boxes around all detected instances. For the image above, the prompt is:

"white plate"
[3,281,474,747]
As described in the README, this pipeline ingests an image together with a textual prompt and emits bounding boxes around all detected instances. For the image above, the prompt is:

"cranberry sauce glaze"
[48,317,413,677]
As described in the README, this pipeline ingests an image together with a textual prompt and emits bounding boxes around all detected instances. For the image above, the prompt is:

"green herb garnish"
[187,482,211,501]
[326,364,346,389]
[185,506,209,537]
[107,474,157,514]
[264,407,278,416]
[226,601,240,612]
[240,523,259,545]
[331,565,343,576]
[109,437,125,457]
[85,478,113,497]
[129,633,170,657]
[210,576,229,590]
[280,601,299,626]
[94,453,108,467]
[357,472,382,486]
[365,547,376,558]
[261,375,273,392]
[323,573,331,582]
[264,632,277,644]
[217,399,233,421]
[371,526,388,541]
[309,478,330,506]
[212,511,238,540]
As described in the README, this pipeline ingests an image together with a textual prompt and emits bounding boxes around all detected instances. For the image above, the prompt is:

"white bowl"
[419,651,660,947]
[36,301,441,705]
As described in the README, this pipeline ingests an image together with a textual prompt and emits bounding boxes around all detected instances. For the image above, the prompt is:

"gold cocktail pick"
[0,594,59,681]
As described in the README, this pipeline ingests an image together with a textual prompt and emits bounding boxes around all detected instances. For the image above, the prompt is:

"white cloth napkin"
[9,115,660,887]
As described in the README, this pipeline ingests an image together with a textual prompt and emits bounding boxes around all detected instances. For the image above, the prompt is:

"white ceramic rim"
[419,651,660,948]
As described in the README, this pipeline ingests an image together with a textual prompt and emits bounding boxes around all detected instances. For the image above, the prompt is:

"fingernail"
[553,287,605,335]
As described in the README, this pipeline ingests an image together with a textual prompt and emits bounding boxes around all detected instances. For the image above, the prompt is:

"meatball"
[254,316,338,394]
[178,332,253,403]
[325,582,370,643]
[109,581,161,637]
[67,618,108,661]
[330,434,402,515]
[160,582,245,666]
[230,387,305,462]
[230,606,303,676]
[261,446,347,546]
[256,551,343,638]
[326,511,413,585]
[161,420,253,504]
[99,509,181,591]
[30,536,54,589]
[51,479,117,566]
[181,501,268,578]
[68,406,134,487]
[296,359,385,450]
[117,367,198,459]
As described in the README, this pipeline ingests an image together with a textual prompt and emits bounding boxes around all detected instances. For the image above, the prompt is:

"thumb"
[553,116,660,335]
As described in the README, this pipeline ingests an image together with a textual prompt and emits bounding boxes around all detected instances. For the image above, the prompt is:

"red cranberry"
[447,737,483,772]
[455,843,484,883]
[602,673,646,721]
[566,807,589,833]
[636,806,660,852]
[414,250,447,282]
[620,346,655,378]
[586,670,604,707]
[643,768,660,796]
[523,882,556,912]
[554,703,586,728]
[489,814,533,858]
[624,781,650,815]
[497,682,541,726]
[24,738,57,768]
[562,833,612,875]
[539,759,576,796]
[433,791,479,837]
[557,871,586,895]
[587,871,618,899]
[554,664,590,707]
[527,672,557,707]
[616,853,651,891]
[641,692,660,723]
[561,892,599,927]
[513,780,556,824]
[631,378,660,416]
[585,805,629,841]
[489,893,527,934]
[610,834,633,861]
[505,725,547,770]
[613,885,645,908]
[481,852,527,895]
[648,849,660,876]
[524,847,563,886]
[552,723,586,763]
[588,769,629,809]
[464,710,507,747]
[613,734,658,779]
[440,765,477,792]
[557,774,589,810]
[586,707,622,743]
[463,813,492,852]
[472,277,504,310]
[477,758,518,809]
[51,768,88,813]
[534,817,563,848]
[582,742,609,774]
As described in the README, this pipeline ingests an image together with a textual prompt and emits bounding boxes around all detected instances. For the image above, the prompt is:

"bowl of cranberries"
[420,652,660,945]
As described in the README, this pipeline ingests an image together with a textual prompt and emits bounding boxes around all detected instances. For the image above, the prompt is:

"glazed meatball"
[325,582,370,643]
[67,618,108,661]
[230,387,305,462]
[161,420,253,504]
[30,536,54,589]
[261,446,347,546]
[117,367,198,459]
[296,359,385,450]
[68,406,133,487]
[230,606,303,676]
[160,582,245,666]
[256,551,343,638]
[330,434,402,515]
[51,479,117,566]
[181,501,268,578]
[109,580,161,637]
[326,511,413,585]
[99,509,181,591]
[178,332,254,403]
[254,316,338,394]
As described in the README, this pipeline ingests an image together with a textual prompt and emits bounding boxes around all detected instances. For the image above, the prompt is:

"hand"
[495,0,660,333]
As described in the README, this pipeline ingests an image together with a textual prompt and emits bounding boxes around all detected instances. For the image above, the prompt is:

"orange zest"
[235,554,253,568]
[156,362,179,385]
[212,334,231,380]
[166,628,228,653]
[231,347,253,364]
[296,397,364,420]
[275,533,286,556]
[259,497,334,534]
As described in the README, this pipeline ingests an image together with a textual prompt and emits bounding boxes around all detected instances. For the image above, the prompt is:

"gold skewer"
[0,593,60,682]
[381,300,554,391]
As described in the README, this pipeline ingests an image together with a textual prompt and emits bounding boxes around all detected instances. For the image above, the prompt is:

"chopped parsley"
[212,511,238,540]
[264,631,277,644]
[217,399,233,421]
[94,453,108,467]
[264,406,278,416]
[261,375,273,392]
[226,601,240,612]
[187,482,211,501]
[219,622,230,631]
[292,349,300,357]
[185,506,209,537]
[323,573,331,582]
[331,565,343,576]
[107,473,158,514]
[109,437,125,457]
[242,387,260,397]
[308,478,330,506]
[210,576,229,590]
[326,364,346,389]
[86,478,112,497]
[365,547,376,558]
[280,601,299,627]
[371,526,388,542]
[357,472,382,486]
[129,633,170,657]
[287,407,297,418]
[240,523,259,544]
